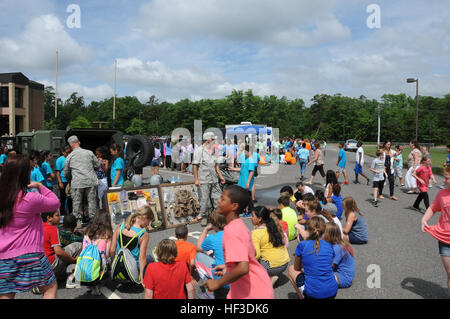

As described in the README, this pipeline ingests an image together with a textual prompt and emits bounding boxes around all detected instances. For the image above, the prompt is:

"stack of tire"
[124,135,154,183]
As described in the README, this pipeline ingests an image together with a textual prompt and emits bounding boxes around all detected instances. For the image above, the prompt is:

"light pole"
[377,103,381,146]
[406,78,419,141]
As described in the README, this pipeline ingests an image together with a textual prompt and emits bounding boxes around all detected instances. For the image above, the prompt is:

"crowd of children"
[0,140,448,299]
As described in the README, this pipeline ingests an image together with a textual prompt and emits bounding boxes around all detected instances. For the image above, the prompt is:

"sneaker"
[367,179,370,186]
[372,200,378,207]
[31,287,41,295]
[353,180,360,184]
[66,276,81,289]
[409,206,421,212]
[343,181,350,185]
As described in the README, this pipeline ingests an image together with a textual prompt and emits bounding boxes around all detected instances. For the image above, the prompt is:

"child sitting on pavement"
[323,222,355,289]
[278,196,298,241]
[174,224,197,279]
[42,210,82,291]
[195,211,229,299]
[78,210,113,295]
[59,214,83,248]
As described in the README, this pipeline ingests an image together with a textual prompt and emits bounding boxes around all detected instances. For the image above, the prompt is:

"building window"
[0,87,8,108]
[15,88,23,108]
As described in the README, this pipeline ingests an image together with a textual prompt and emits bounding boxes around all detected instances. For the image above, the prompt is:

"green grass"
[362,145,448,175]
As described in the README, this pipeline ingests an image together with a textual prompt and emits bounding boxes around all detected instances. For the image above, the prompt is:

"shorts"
[394,167,403,178]
[354,163,363,174]
[439,241,450,257]
[336,166,346,174]
[151,159,159,167]
[348,232,368,245]
[258,259,288,277]
[373,180,383,188]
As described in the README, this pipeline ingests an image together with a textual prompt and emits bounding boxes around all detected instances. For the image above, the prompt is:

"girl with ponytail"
[251,206,290,284]
[288,216,338,299]
[110,206,154,283]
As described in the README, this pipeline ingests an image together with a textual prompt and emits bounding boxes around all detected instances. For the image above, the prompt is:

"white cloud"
[40,80,113,103]
[0,14,92,72]
[135,0,350,46]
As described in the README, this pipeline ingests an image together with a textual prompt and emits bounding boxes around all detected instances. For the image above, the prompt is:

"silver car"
[344,139,358,151]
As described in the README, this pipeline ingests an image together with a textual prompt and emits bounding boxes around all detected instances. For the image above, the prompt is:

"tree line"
[43,87,450,145]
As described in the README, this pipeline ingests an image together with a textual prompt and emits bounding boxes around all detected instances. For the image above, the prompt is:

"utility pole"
[113,59,117,122]
[55,50,58,118]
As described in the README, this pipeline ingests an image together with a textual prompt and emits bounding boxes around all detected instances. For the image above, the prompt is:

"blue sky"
[1,0,449,105]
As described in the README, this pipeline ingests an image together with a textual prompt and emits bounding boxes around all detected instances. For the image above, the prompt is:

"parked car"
[344,139,358,151]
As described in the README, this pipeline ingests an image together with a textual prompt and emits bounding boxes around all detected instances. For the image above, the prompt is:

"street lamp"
[406,78,419,141]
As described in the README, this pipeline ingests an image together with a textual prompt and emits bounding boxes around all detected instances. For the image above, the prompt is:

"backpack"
[110,226,145,284]
[74,239,105,283]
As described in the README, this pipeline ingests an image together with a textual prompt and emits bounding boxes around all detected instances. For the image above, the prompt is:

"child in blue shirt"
[195,211,229,299]
[229,145,256,216]
[393,145,404,187]
[297,143,310,180]
[329,184,344,220]
[30,151,45,183]
[110,144,125,187]
[336,142,349,184]
[288,216,338,299]
[323,222,355,289]
[41,151,55,189]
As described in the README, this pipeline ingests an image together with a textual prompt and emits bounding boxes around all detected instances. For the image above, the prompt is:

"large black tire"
[126,135,154,169]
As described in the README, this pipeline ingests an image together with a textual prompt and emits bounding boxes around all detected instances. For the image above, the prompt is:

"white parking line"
[100,286,122,299]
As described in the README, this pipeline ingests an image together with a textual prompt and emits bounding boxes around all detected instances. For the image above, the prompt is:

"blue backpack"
[74,239,105,283]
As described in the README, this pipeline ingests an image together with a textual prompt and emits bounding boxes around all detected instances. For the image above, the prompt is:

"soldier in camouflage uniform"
[193,132,225,226]
[63,136,101,226]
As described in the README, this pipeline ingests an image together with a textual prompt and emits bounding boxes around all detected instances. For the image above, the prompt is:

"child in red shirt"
[204,185,274,299]
[42,211,82,282]
[143,239,194,299]
[412,156,437,211]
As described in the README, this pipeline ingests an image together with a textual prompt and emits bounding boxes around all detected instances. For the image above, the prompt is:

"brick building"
[0,72,45,136]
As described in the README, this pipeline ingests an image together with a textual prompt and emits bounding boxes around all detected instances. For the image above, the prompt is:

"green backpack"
[110,226,145,284]
[74,239,105,283]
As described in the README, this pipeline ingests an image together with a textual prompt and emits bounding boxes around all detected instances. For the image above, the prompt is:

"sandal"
[390,196,398,201]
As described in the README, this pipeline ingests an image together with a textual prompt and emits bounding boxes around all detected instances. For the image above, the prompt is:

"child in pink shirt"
[412,156,437,211]
[421,166,450,293]
[78,210,113,295]
[204,185,274,299]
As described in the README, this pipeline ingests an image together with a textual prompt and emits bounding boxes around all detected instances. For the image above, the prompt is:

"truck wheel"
[126,135,154,169]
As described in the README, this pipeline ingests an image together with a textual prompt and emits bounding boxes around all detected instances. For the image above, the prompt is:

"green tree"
[69,116,92,129]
